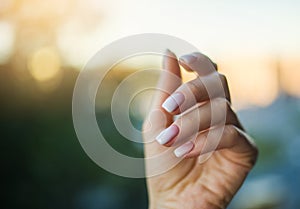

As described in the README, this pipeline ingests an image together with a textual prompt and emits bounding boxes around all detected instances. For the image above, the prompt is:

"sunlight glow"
[219,57,279,109]
[28,47,61,82]
[0,21,15,64]
[280,58,300,97]
[1,0,299,109]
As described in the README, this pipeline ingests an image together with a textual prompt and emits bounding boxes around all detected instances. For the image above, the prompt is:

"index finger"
[179,52,218,76]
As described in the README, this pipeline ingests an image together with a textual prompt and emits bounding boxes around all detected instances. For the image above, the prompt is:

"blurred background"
[1,0,300,208]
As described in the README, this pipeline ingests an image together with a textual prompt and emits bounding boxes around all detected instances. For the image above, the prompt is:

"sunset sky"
[94,0,300,108]
[0,0,299,109]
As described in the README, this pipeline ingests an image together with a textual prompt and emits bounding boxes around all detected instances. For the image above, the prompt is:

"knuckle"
[213,97,229,110]
[219,73,228,86]
[225,99,232,114]
[218,73,231,100]
[212,62,218,70]
[224,100,237,122]
[218,97,232,114]
[220,74,230,94]
[211,98,233,122]
[224,125,240,138]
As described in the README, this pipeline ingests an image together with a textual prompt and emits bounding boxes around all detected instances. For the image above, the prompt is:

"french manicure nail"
[162,92,185,113]
[179,54,197,64]
[156,125,179,145]
[174,141,194,158]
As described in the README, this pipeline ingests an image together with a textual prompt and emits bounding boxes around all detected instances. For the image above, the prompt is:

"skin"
[143,50,258,209]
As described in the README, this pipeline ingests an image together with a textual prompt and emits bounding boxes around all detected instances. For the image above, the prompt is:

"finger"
[162,52,227,114]
[181,57,218,72]
[151,49,182,109]
[179,52,218,76]
[156,98,242,146]
[143,49,181,140]
[184,125,258,162]
[212,61,218,71]
[162,72,231,114]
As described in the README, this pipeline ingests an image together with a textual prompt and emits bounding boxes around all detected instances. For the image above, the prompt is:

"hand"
[143,50,258,209]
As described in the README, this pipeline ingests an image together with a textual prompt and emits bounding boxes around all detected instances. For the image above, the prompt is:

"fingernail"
[179,54,197,64]
[174,141,194,158]
[165,48,172,54]
[162,92,185,113]
[156,125,179,145]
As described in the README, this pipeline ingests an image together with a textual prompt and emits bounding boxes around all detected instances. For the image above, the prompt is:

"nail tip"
[156,125,179,145]
[162,102,173,113]
[162,92,185,113]
[174,142,194,158]
[174,151,182,158]
[155,133,164,145]
[156,139,164,145]
[155,131,168,145]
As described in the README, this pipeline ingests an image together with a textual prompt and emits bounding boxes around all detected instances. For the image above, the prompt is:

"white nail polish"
[174,141,194,158]
[162,92,185,113]
[156,125,179,145]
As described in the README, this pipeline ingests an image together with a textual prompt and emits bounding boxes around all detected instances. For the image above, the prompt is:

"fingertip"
[165,48,173,55]
[179,52,218,74]
[155,124,179,145]
[179,54,197,64]
[174,141,194,158]
[179,58,194,72]
[164,49,176,62]
[153,49,182,109]
[161,92,185,113]
[162,49,181,78]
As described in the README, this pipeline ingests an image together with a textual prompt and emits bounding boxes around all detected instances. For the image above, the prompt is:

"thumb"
[143,50,183,175]
[152,49,182,109]
[143,49,181,150]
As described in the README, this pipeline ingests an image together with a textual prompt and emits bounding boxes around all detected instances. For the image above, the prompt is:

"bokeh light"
[28,47,61,82]
[0,21,15,64]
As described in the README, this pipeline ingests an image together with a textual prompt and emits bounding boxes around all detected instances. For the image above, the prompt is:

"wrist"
[148,186,231,209]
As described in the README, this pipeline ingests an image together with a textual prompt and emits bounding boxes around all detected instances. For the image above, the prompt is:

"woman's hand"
[143,50,258,209]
